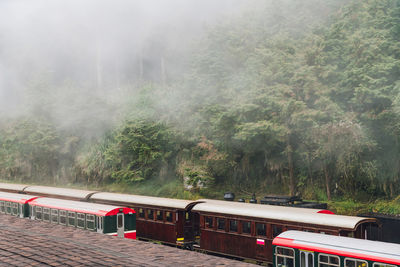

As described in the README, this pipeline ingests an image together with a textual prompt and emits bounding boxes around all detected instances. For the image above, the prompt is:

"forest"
[0,0,399,213]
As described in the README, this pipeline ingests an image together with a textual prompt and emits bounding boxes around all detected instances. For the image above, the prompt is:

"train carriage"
[272,231,400,267]
[0,183,29,194]
[89,192,202,247]
[29,197,136,239]
[0,191,38,218]
[192,199,379,263]
[23,185,97,201]
[0,183,202,246]
[0,182,389,264]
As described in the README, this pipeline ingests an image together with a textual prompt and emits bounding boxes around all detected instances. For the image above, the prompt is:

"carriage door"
[300,251,314,267]
[97,216,103,233]
[117,212,124,237]
[184,212,194,242]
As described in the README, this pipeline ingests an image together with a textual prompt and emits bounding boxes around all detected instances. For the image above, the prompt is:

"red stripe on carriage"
[109,231,136,240]
[317,210,335,214]
[124,231,136,239]
[105,207,136,216]
[0,196,40,204]
[272,237,400,266]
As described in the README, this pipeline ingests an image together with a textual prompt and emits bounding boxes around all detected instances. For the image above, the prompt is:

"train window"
[273,225,282,237]
[147,210,154,220]
[229,220,238,232]
[373,263,396,267]
[30,206,35,218]
[12,202,18,215]
[86,214,95,230]
[139,208,145,218]
[0,201,4,213]
[156,210,163,221]
[242,221,251,234]
[36,206,42,220]
[319,254,339,267]
[345,258,367,267]
[166,212,173,222]
[5,202,11,214]
[51,209,59,223]
[43,208,50,221]
[256,223,266,236]
[59,210,67,225]
[217,218,225,230]
[68,211,76,226]
[77,213,85,228]
[275,246,294,267]
[205,217,213,228]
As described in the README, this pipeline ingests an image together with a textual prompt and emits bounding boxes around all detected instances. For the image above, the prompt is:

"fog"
[0,0,248,128]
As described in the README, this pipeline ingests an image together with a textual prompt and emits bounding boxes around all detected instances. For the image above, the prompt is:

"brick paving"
[0,214,255,266]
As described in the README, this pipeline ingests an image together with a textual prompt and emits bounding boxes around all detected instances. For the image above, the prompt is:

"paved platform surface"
[0,214,255,266]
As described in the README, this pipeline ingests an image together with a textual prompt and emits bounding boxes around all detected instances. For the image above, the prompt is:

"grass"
[327,198,400,216]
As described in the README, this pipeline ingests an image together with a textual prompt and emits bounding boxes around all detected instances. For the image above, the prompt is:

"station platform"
[0,214,254,266]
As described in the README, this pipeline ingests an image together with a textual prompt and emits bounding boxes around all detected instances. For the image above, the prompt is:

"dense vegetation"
[1,0,400,210]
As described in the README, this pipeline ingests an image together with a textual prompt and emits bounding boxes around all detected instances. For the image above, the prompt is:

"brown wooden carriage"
[191,199,379,263]
[89,192,202,247]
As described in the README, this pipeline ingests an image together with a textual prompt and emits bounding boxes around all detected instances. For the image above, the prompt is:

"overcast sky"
[0,0,249,116]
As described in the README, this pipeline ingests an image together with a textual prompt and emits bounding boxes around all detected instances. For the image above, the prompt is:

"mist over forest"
[1,0,399,209]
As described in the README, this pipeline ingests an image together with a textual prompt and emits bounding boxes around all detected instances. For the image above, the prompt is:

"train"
[0,182,381,264]
[0,191,136,239]
[272,230,400,267]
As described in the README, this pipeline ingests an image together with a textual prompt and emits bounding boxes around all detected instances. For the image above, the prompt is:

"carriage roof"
[23,186,97,200]
[0,191,38,204]
[29,197,135,216]
[91,192,200,210]
[0,183,28,192]
[192,199,376,230]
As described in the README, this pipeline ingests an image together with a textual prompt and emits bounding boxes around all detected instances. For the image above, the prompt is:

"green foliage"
[0,117,60,182]
[103,178,200,200]
[104,120,178,183]
[328,200,367,216]
[372,197,400,214]
[2,0,400,206]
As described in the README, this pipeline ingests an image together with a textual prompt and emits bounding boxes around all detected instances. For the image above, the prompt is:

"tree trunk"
[241,154,250,183]
[323,164,331,200]
[287,136,295,196]
[96,44,102,90]
[390,181,394,198]
[139,55,143,81]
[307,152,313,184]
[115,59,120,89]
[161,56,166,85]
[159,161,168,181]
